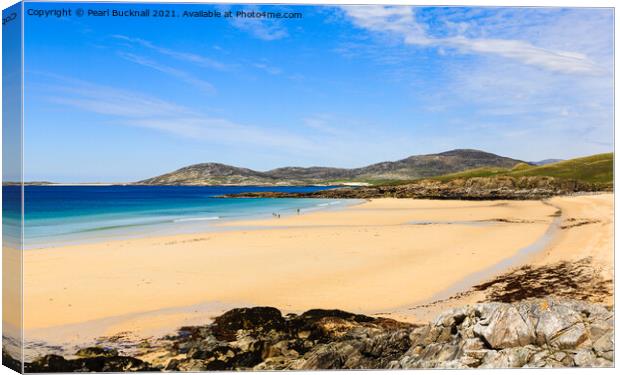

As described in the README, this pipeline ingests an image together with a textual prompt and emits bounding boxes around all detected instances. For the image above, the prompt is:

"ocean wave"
[173,216,220,223]
[317,201,341,207]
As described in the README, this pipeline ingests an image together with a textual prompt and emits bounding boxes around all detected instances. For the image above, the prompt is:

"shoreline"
[410,201,563,305]
[21,194,613,360]
[23,197,364,250]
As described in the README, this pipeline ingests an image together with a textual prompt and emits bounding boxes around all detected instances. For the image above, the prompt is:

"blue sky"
[3,2,22,182]
[22,2,613,182]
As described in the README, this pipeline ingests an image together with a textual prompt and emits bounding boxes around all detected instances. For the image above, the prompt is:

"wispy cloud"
[419,56,613,158]
[447,37,599,74]
[117,51,216,94]
[232,18,288,41]
[114,34,288,82]
[48,78,437,167]
[341,5,603,74]
[112,35,231,71]
[41,76,314,151]
[303,114,345,136]
[334,6,612,160]
[253,62,282,75]
[46,75,194,118]
[227,6,289,41]
[343,6,430,45]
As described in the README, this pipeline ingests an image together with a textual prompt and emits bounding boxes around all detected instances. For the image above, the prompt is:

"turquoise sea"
[2,185,352,249]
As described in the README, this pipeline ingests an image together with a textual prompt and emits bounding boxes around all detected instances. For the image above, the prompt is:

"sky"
[3,1,22,182]
[21,2,613,182]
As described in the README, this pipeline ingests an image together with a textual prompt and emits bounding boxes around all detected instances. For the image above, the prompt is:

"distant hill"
[137,149,525,186]
[225,153,613,200]
[435,153,613,185]
[136,163,279,186]
[530,159,563,166]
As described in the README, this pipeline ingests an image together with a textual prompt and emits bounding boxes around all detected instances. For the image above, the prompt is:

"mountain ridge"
[137,149,526,186]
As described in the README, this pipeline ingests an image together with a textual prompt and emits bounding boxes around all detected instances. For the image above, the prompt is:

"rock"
[164,358,180,371]
[534,302,585,348]
[473,305,535,349]
[462,337,486,351]
[253,356,294,370]
[574,350,596,366]
[24,354,157,372]
[75,346,119,358]
[224,176,609,200]
[362,330,412,363]
[299,309,375,323]
[14,297,614,371]
[2,350,22,373]
[593,331,614,361]
[212,306,285,341]
[554,323,590,349]
[298,342,360,369]
[262,339,300,359]
[479,346,537,368]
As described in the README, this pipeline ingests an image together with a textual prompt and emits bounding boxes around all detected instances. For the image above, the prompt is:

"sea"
[2,185,353,249]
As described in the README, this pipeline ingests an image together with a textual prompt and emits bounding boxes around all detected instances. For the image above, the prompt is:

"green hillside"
[434,153,613,185]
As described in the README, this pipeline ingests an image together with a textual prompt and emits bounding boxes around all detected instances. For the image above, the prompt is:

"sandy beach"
[22,194,613,356]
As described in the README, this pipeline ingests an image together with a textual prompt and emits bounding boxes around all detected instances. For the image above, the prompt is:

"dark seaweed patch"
[472,257,612,304]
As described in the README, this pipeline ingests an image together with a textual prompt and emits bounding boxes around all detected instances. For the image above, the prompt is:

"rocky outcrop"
[23,353,157,372]
[161,308,397,371]
[12,298,613,371]
[392,298,613,369]
[223,176,609,200]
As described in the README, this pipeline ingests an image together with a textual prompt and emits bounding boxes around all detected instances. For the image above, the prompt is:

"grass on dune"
[511,153,613,184]
[433,153,613,185]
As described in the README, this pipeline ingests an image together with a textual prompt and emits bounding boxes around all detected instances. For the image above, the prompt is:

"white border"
[3,0,617,7]
[0,1,617,374]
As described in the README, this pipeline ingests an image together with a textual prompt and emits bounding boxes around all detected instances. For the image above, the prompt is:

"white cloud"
[227,6,289,41]
[42,77,314,152]
[48,78,195,118]
[426,55,613,158]
[303,115,344,136]
[112,35,231,71]
[341,5,604,74]
[232,18,288,41]
[446,37,599,74]
[337,7,612,160]
[253,63,282,75]
[117,51,216,94]
[114,35,289,83]
[343,5,430,45]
